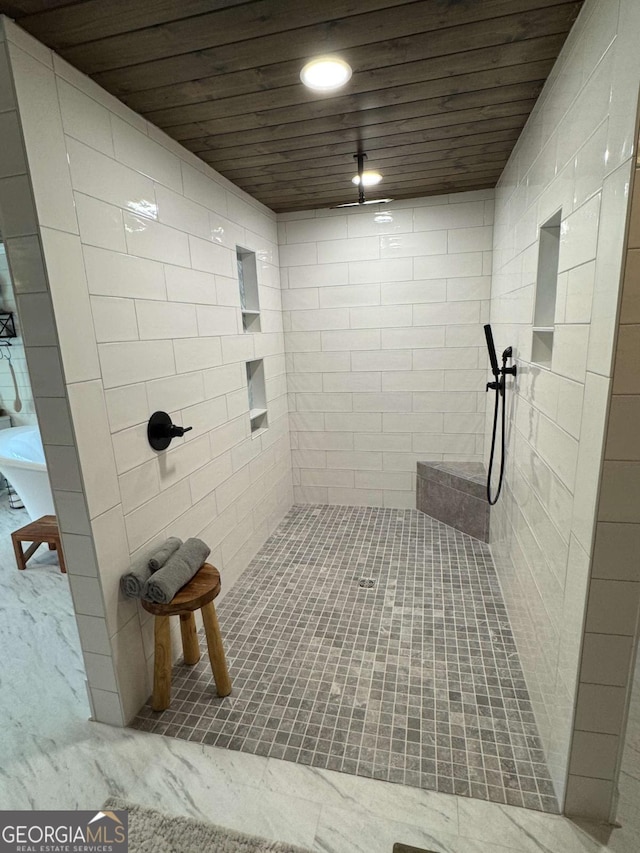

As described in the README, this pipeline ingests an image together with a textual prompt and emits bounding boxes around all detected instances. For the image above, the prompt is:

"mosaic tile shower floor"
[133,505,558,813]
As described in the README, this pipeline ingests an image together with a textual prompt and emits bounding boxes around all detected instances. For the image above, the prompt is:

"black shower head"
[484,324,499,377]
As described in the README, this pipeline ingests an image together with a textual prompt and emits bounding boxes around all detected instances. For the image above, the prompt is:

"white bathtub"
[0,426,55,520]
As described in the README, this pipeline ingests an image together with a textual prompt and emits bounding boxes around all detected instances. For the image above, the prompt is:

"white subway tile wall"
[281,193,493,509]
[564,119,640,820]
[488,0,640,816]
[0,18,292,726]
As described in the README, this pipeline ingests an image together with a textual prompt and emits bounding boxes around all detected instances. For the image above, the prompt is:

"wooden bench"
[141,563,232,711]
[11,514,66,573]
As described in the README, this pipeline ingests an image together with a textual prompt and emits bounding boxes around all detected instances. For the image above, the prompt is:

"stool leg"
[180,612,200,665]
[201,601,232,697]
[55,540,67,574]
[12,536,26,571]
[22,542,40,562]
[16,541,40,569]
[152,615,172,711]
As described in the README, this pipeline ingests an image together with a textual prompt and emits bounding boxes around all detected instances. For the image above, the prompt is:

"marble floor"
[0,491,90,745]
[2,490,640,853]
[135,505,557,812]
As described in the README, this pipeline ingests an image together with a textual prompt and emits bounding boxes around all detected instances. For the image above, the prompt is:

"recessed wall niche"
[237,246,261,332]
[246,358,268,434]
[532,210,561,368]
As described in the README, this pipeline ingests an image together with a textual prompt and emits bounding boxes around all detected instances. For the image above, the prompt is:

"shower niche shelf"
[532,330,554,369]
[532,210,561,369]
[246,359,268,434]
[237,246,261,333]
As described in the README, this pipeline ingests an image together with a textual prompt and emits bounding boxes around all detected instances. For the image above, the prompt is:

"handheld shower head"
[484,324,499,377]
[484,326,517,506]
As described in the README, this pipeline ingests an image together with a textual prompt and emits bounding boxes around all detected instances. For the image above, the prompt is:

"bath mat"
[393,845,438,853]
[103,797,314,853]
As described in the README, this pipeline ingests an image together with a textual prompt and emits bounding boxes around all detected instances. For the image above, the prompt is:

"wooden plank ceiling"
[0,0,584,211]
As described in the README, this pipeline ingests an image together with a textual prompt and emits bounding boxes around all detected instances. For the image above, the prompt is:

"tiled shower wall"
[611,657,640,846]
[0,18,292,725]
[0,243,36,425]
[488,0,640,812]
[563,146,640,817]
[280,194,493,509]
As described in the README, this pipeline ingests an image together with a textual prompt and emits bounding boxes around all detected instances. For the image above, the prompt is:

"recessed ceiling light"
[300,56,352,91]
[352,171,383,187]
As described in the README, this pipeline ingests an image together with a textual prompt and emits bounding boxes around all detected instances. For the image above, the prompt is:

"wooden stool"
[12,514,66,573]
[141,563,232,711]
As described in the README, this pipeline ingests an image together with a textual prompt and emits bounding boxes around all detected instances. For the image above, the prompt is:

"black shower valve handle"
[147,411,193,451]
[486,363,516,394]
[169,424,192,438]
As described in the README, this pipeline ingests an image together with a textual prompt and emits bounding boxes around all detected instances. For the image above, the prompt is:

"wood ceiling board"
[204,119,530,170]
[241,178,504,207]
[255,164,506,206]
[263,174,503,208]
[15,0,256,47]
[1,0,76,13]
[79,0,581,90]
[57,0,426,72]
[220,140,519,183]
[119,31,567,115]
[137,30,566,124]
[244,163,506,197]
[275,180,499,212]
[1,0,584,211]
[230,149,513,187]
[145,58,555,132]
[212,141,515,183]
[186,107,535,168]
[167,83,543,145]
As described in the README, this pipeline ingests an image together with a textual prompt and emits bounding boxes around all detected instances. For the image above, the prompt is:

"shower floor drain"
[358,578,375,588]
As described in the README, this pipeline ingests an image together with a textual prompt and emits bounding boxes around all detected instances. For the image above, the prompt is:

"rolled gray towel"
[148,536,182,572]
[120,552,153,599]
[120,538,184,598]
[142,538,211,604]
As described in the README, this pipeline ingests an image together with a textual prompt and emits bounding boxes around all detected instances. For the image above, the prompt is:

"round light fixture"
[300,56,352,92]
[352,171,383,187]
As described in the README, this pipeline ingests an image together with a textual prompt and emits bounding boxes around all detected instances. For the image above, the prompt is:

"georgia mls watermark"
[0,810,128,853]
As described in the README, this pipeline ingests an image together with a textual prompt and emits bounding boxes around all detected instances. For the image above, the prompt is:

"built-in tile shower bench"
[416,461,489,542]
